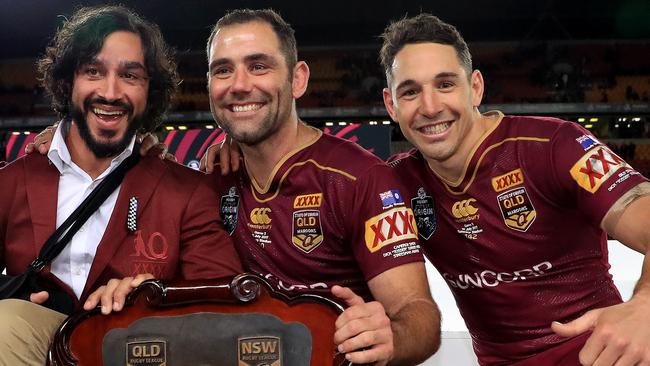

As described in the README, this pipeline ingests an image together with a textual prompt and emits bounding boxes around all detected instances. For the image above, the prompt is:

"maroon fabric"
[389,114,647,364]
[214,132,423,301]
[0,153,242,307]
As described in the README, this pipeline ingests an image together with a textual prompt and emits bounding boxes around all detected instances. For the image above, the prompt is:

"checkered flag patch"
[127,197,138,232]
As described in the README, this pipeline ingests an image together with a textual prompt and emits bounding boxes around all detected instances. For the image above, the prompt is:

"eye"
[83,66,100,77]
[439,81,455,90]
[399,89,419,99]
[250,63,268,73]
[211,67,232,78]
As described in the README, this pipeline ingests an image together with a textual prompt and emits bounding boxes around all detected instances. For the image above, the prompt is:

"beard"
[70,96,143,158]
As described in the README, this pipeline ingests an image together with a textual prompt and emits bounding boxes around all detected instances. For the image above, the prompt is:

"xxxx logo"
[293,193,322,209]
[570,146,629,193]
[451,199,479,219]
[365,207,418,253]
[491,168,524,192]
[250,208,272,225]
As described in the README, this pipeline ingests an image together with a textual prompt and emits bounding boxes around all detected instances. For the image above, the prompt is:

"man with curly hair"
[0,5,241,364]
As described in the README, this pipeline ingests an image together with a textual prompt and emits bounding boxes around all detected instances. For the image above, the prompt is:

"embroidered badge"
[291,210,324,253]
[411,187,436,240]
[220,186,240,235]
[496,187,537,232]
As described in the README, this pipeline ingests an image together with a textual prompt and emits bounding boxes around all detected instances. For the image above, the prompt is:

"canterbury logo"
[250,208,272,225]
[452,199,478,218]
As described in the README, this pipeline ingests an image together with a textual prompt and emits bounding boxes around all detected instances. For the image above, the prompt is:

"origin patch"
[491,168,524,192]
[411,187,436,240]
[570,146,630,193]
[220,187,239,235]
[291,210,324,253]
[365,207,417,253]
[496,187,537,232]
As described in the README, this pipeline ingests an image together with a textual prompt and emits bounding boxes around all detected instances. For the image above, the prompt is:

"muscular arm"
[603,182,650,296]
[369,262,441,365]
[553,182,650,365]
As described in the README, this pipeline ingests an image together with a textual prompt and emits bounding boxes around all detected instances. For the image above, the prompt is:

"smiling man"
[204,9,440,365]
[383,14,650,366]
[0,6,241,364]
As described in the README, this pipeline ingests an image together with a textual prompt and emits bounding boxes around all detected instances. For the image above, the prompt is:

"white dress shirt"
[48,123,135,299]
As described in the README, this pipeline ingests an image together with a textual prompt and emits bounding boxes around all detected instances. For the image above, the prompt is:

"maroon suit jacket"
[0,153,242,306]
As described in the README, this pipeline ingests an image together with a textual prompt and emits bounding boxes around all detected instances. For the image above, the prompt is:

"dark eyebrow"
[79,58,146,72]
[395,71,461,91]
[244,53,277,66]
[395,79,417,92]
[209,53,279,73]
[121,61,146,72]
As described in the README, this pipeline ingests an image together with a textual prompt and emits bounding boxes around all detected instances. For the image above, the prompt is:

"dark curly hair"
[206,9,297,73]
[38,5,179,132]
[380,13,472,85]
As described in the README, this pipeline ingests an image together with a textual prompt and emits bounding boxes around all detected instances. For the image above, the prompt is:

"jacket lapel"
[81,158,165,299]
[24,155,59,257]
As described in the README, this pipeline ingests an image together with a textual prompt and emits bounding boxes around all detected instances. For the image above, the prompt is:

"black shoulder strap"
[29,147,141,272]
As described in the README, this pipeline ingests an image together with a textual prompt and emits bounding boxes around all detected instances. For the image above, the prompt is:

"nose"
[230,67,252,94]
[420,89,443,118]
[97,73,123,101]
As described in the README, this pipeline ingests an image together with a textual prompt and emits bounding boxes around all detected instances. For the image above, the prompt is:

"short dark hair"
[38,5,179,132]
[380,13,472,84]
[206,8,297,72]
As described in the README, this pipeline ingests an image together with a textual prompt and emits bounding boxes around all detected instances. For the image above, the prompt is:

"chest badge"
[411,187,437,240]
[291,193,324,253]
[496,187,537,232]
[220,186,240,235]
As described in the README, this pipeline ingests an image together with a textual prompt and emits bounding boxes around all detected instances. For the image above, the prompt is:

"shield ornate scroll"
[48,273,350,366]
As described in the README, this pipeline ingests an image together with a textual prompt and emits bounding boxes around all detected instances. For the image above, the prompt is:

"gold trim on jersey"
[431,110,505,187]
[247,125,323,194]
[440,136,550,195]
[251,159,357,203]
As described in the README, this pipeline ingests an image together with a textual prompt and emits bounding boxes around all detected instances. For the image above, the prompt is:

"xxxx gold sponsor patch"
[365,207,418,253]
[126,340,166,366]
[496,187,536,232]
[293,193,322,209]
[570,146,630,193]
[491,168,524,192]
[238,336,281,366]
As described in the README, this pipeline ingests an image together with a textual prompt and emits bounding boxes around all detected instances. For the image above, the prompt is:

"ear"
[382,86,399,122]
[292,61,310,99]
[470,70,484,108]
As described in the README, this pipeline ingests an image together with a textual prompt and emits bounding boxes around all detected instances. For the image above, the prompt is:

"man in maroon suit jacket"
[0,5,241,364]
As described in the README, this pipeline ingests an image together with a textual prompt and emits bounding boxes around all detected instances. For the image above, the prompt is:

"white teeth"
[93,108,124,116]
[420,122,450,135]
[232,104,261,112]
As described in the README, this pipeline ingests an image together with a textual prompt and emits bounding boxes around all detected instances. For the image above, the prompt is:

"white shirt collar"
[47,120,136,177]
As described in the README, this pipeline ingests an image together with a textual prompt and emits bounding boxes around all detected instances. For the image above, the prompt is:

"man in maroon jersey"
[381,13,650,366]
[203,9,439,365]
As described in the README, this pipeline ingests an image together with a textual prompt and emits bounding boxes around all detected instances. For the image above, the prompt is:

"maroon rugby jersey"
[214,130,422,301]
[389,112,648,365]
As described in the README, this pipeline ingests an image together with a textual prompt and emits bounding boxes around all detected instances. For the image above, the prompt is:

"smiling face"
[70,31,149,158]
[207,21,298,146]
[383,42,484,169]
